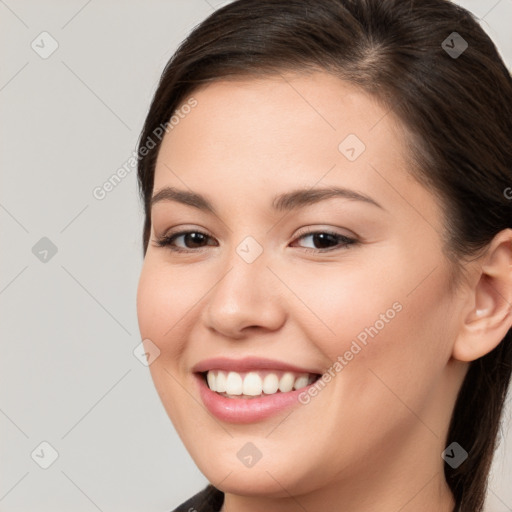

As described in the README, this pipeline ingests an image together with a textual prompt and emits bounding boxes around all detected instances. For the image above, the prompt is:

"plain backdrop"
[1,1,511,510]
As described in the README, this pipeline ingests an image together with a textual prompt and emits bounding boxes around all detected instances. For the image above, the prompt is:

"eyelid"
[293,225,357,240]
[160,225,212,239]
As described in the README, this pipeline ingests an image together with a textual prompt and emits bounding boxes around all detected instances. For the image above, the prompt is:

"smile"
[203,370,319,398]
[193,357,323,423]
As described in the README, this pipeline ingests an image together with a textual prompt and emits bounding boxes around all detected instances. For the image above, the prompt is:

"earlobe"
[452,229,512,362]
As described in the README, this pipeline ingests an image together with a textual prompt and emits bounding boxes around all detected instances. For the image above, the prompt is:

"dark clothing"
[171,484,224,512]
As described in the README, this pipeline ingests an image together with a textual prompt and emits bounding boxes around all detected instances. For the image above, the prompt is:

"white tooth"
[262,373,279,394]
[279,372,295,392]
[207,371,217,392]
[225,371,243,395]
[242,372,263,396]
[293,374,309,390]
[216,370,227,393]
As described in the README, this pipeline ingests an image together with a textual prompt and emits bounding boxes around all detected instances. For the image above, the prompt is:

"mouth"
[200,369,321,399]
[193,357,324,423]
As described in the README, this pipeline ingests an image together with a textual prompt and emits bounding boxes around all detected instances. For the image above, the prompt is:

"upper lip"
[192,357,321,375]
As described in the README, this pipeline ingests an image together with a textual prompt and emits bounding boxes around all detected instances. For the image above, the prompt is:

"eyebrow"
[150,185,384,213]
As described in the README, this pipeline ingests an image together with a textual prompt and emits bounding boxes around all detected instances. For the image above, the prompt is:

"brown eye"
[292,230,357,252]
[155,230,217,252]
[178,232,209,248]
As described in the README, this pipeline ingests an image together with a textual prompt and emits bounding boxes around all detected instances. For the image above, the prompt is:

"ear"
[452,229,512,362]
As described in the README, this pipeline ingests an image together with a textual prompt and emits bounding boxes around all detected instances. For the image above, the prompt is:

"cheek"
[285,258,405,357]
[301,254,453,399]
[136,264,169,348]
[136,260,202,431]
[136,258,201,356]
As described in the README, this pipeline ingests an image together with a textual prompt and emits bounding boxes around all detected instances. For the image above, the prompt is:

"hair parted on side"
[136,1,512,510]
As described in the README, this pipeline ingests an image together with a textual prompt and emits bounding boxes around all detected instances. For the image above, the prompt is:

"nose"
[201,248,287,339]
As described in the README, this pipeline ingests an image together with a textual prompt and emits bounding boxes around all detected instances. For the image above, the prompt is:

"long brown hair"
[136,1,512,510]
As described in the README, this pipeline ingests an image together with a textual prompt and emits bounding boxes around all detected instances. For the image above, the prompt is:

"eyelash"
[153,229,357,254]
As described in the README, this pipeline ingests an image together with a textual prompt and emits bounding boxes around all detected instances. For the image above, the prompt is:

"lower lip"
[195,373,316,424]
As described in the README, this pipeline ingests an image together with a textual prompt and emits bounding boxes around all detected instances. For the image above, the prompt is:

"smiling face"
[136,71,466,508]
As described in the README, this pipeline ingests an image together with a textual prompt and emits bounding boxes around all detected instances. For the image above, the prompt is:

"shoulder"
[170,484,225,512]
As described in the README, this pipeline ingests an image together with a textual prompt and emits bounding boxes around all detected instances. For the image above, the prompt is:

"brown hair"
[136,1,512,510]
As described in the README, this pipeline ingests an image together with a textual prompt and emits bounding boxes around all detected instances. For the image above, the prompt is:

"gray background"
[1,1,511,510]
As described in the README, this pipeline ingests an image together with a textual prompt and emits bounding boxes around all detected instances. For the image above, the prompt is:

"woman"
[135,0,512,511]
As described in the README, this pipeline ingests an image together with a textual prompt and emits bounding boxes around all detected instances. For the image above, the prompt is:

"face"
[136,71,465,499]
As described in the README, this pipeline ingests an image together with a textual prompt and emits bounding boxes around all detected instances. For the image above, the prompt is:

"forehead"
[158,71,403,166]
[152,71,441,227]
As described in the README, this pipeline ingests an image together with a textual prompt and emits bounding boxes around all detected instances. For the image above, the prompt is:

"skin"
[136,71,512,512]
